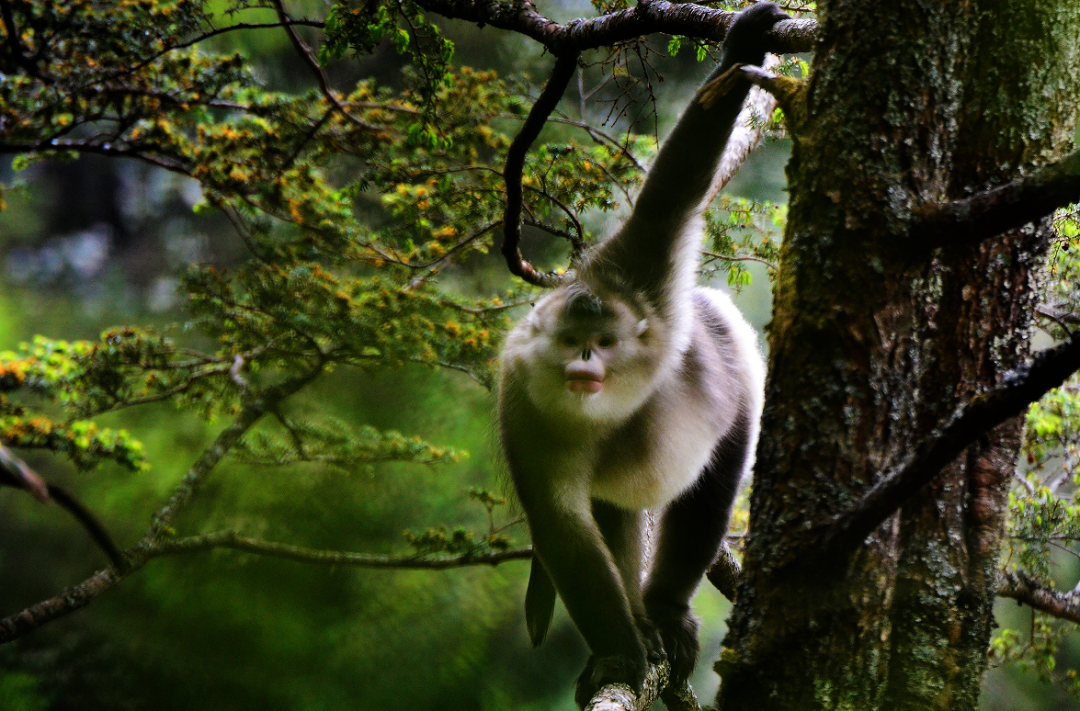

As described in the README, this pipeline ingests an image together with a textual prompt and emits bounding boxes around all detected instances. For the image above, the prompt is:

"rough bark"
[715,2,1080,710]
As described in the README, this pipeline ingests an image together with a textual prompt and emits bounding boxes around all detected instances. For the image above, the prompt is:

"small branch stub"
[706,541,742,601]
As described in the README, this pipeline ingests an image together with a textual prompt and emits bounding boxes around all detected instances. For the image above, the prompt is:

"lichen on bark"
[716,2,1080,710]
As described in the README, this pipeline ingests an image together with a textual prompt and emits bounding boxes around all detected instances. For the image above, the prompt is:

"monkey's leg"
[592,501,662,661]
[643,417,753,683]
[518,494,650,706]
[551,500,653,708]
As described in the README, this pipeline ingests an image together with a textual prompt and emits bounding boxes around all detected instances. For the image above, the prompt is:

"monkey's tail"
[525,556,556,647]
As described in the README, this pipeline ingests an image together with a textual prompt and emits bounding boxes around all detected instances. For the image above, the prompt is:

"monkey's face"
[502,286,661,424]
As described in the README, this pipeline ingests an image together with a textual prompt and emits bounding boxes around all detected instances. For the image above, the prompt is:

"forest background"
[2,0,1080,709]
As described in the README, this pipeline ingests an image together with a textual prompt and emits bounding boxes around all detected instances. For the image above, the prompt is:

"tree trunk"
[716,2,1080,709]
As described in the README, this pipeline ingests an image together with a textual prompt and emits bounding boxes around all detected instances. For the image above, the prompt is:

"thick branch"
[586,661,668,711]
[998,571,1080,625]
[501,53,579,287]
[413,0,815,55]
[583,662,701,711]
[915,149,1080,250]
[705,55,781,203]
[821,330,1080,563]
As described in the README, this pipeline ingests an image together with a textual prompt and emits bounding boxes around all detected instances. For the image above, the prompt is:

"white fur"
[589,287,764,510]
[695,286,766,477]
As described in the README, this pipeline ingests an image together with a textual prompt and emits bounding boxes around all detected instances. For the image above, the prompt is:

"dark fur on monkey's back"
[498,3,784,707]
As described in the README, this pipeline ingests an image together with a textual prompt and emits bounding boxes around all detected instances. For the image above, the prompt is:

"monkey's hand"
[722,2,790,67]
[574,651,648,709]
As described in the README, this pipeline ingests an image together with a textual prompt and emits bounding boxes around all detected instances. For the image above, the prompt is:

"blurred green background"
[0,1,1072,709]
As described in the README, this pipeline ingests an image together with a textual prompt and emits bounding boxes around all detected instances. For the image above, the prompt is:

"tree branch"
[149,372,322,537]
[998,570,1080,625]
[413,0,815,55]
[0,442,49,502]
[0,379,288,643]
[155,530,533,568]
[583,661,702,711]
[146,403,269,537]
[1037,303,1080,326]
[820,329,1080,564]
[705,55,781,203]
[0,568,122,643]
[271,0,382,132]
[0,532,530,644]
[0,141,189,174]
[661,679,703,711]
[0,446,127,571]
[914,149,1080,250]
[501,52,579,287]
[586,661,669,711]
[0,0,49,80]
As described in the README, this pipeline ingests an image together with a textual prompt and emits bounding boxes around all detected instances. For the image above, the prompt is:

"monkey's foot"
[648,605,700,684]
[574,653,648,709]
[633,613,666,664]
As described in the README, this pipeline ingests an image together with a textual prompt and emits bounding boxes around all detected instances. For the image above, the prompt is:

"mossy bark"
[715,1,1080,709]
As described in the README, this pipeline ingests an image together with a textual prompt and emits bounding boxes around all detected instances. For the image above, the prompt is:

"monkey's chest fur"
[590,308,746,510]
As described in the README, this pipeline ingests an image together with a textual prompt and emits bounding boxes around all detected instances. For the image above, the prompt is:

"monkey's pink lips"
[566,373,603,394]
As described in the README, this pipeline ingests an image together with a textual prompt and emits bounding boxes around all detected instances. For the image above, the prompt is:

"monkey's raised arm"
[589,3,789,299]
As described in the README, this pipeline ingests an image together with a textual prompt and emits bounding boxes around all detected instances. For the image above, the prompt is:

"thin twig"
[155,530,532,568]
[271,0,382,132]
[702,250,777,269]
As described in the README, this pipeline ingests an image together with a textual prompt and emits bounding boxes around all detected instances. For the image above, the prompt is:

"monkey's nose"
[581,349,592,361]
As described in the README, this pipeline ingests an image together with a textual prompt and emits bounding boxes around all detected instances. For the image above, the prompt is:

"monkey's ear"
[636,319,649,337]
[524,310,541,334]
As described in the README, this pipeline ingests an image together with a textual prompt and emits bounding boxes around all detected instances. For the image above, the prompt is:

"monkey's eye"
[558,335,580,348]
[596,336,617,349]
